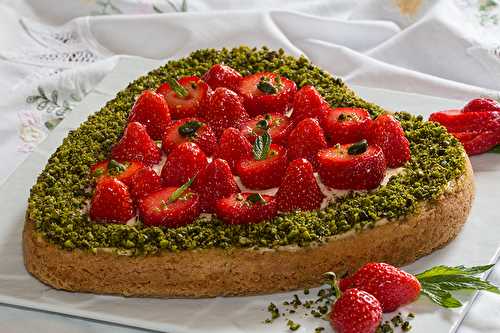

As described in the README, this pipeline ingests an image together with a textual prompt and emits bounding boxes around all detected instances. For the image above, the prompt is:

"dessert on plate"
[23,47,474,297]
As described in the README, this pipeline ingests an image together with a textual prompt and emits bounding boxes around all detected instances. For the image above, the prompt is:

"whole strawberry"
[194,158,240,213]
[111,122,161,165]
[89,177,135,224]
[204,87,250,138]
[330,288,382,333]
[275,158,324,212]
[340,262,422,312]
[202,64,242,91]
[291,85,328,123]
[128,90,171,140]
[368,114,410,168]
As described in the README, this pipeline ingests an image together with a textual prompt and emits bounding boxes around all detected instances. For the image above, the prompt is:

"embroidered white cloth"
[0,0,499,332]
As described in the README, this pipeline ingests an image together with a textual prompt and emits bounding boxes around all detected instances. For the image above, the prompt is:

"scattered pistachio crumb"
[286,319,301,331]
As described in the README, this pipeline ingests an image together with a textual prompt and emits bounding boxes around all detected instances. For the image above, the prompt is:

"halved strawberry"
[128,90,171,140]
[203,87,250,138]
[128,167,162,200]
[368,114,410,168]
[276,158,324,212]
[462,98,500,113]
[452,130,500,155]
[138,186,200,227]
[89,177,135,224]
[317,140,386,190]
[240,113,293,145]
[237,72,297,117]
[321,107,371,144]
[236,143,288,189]
[429,109,500,132]
[213,127,253,172]
[291,85,328,123]
[110,122,161,165]
[90,159,144,187]
[161,118,217,155]
[157,76,209,119]
[202,64,242,91]
[287,118,327,168]
[161,142,208,187]
[215,192,277,225]
[194,158,240,213]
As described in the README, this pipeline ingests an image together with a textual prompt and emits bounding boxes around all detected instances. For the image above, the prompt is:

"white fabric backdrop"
[0,0,499,332]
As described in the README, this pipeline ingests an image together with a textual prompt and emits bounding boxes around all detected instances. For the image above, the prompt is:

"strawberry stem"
[415,264,499,308]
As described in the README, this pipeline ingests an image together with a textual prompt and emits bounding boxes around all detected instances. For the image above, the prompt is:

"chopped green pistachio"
[28,46,465,253]
[286,319,301,331]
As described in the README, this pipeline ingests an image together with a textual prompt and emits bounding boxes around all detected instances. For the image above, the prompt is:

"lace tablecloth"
[0,0,499,332]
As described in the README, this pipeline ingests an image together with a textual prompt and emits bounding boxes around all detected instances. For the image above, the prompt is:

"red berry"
[138,187,200,227]
[161,118,217,155]
[204,87,250,137]
[111,122,161,165]
[128,90,171,140]
[429,109,500,133]
[214,127,253,172]
[317,142,386,190]
[236,144,288,189]
[194,158,240,213]
[321,107,371,144]
[330,288,382,333]
[291,85,328,123]
[237,72,297,117]
[90,160,144,187]
[128,167,162,200]
[462,98,500,113]
[240,113,293,145]
[368,114,410,168]
[215,193,277,224]
[276,158,324,212]
[161,142,208,187]
[202,64,242,91]
[452,130,500,155]
[157,76,209,119]
[287,118,327,168]
[89,177,135,224]
[339,263,422,313]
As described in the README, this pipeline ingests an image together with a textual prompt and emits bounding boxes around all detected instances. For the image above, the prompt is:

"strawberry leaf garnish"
[165,76,189,98]
[416,264,499,308]
[168,175,196,203]
[253,131,272,160]
[178,120,203,138]
[108,159,126,175]
[247,193,266,205]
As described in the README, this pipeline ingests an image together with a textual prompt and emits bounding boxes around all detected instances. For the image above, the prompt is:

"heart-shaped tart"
[23,47,473,297]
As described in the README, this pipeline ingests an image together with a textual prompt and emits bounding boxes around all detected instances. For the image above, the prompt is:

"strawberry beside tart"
[23,47,474,297]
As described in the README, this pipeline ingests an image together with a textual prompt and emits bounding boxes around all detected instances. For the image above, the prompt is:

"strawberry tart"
[23,47,474,297]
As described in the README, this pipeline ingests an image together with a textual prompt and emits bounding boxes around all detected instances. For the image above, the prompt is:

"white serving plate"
[0,56,498,333]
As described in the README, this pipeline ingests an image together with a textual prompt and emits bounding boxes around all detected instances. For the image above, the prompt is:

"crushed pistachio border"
[27,46,465,254]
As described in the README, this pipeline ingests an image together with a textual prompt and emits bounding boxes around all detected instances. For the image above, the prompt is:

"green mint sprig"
[168,175,196,203]
[165,76,189,98]
[253,131,272,160]
[416,264,499,308]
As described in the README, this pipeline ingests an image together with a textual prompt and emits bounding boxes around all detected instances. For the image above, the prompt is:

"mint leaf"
[416,264,494,279]
[489,145,500,154]
[416,264,499,308]
[168,175,196,203]
[253,131,272,160]
[420,283,462,308]
[178,120,203,137]
[165,76,188,98]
